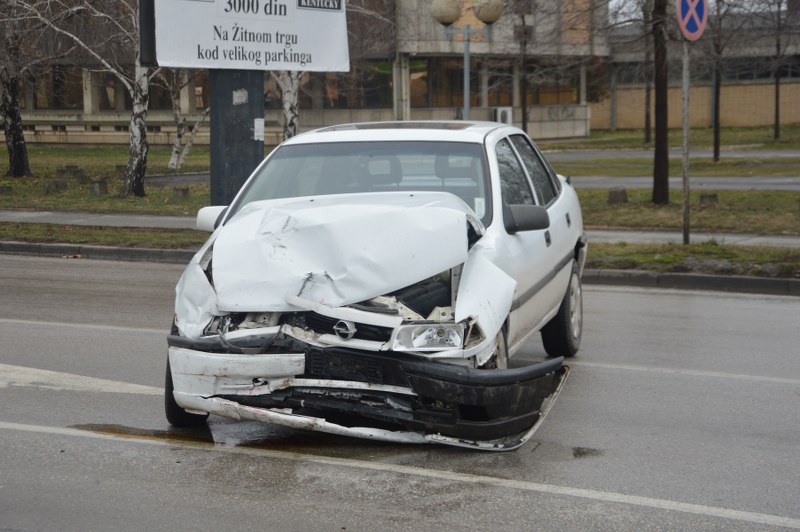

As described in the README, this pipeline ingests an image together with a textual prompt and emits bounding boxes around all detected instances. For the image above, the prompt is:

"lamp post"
[431,0,504,120]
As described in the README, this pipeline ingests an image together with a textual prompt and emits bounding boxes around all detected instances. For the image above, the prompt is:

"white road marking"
[570,361,800,385]
[0,317,165,335]
[0,364,161,395]
[1,420,798,529]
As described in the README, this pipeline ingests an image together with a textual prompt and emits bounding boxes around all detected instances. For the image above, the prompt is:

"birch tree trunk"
[272,71,303,140]
[168,114,187,170]
[122,64,150,198]
[177,106,211,169]
[0,75,31,177]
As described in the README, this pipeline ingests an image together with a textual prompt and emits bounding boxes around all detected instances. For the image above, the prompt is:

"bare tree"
[0,0,70,176]
[702,0,751,161]
[272,0,394,141]
[755,0,800,140]
[642,0,654,144]
[652,0,670,205]
[17,0,157,197]
[153,69,210,171]
[0,0,32,177]
[271,70,303,140]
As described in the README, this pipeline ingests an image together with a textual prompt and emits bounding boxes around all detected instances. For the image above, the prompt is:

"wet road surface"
[1,255,798,531]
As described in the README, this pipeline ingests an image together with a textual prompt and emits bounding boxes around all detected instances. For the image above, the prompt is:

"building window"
[409,59,430,108]
[193,70,210,110]
[426,57,479,108]
[33,65,83,110]
[97,72,134,111]
[316,61,393,109]
[487,60,513,106]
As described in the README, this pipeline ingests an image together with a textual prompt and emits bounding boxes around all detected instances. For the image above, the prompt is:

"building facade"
[3,1,797,147]
[1,0,607,146]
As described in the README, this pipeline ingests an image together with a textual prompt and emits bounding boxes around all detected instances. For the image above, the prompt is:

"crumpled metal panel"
[455,250,516,362]
[212,192,476,313]
[174,260,220,338]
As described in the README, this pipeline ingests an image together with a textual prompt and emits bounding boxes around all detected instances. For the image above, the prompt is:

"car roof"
[282,121,513,146]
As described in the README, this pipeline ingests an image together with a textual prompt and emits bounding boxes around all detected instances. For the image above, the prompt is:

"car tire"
[541,261,582,358]
[165,357,209,427]
[480,328,509,369]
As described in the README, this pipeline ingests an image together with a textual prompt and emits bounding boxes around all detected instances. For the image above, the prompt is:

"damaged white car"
[166,121,586,451]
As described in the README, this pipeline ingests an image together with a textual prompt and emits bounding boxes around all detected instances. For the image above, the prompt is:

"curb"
[0,241,195,264]
[583,269,800,297]
[2,241,798,297]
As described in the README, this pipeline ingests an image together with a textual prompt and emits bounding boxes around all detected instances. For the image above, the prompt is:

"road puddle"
[69,421,412,459]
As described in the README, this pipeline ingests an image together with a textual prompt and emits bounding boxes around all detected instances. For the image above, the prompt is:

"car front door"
[491,136,564,351]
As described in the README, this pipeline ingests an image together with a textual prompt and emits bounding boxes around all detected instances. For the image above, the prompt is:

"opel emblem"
[333,320,357,341]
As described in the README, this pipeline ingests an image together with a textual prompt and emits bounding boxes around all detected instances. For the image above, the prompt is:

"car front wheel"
[480,329,509,369]
[541,261,582,357]
[165,358,209,427]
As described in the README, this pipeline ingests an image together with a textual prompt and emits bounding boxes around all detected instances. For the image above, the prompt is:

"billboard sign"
[150,0,350,71]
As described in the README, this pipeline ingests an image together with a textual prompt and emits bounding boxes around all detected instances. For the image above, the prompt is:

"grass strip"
[587,241,800,278]
[578,189,800,235]
[0,223,208,249]
[0,178,209,215]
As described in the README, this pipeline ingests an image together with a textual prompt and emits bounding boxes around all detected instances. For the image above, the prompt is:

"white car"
[166,121,586,451]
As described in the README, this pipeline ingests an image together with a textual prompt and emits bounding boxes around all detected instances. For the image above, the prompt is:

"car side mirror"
[196,206,228,232]
[503,204,550,234]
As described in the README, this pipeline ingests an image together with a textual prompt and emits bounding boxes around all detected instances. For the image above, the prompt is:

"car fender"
[455,250,516,356]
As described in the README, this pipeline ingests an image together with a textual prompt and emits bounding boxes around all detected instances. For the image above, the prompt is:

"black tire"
[165,357,209,427]
[541,261,582,357]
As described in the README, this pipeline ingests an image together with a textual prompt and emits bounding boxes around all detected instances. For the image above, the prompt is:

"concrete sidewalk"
[2,209,799,249]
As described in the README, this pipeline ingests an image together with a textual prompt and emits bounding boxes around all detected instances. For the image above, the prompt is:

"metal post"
[463,24,471,120]
[681,40,691,245]
[209,70,265,206]
[444,23,489,121]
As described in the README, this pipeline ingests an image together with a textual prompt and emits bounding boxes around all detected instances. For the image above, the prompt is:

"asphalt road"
[1,255,799,531]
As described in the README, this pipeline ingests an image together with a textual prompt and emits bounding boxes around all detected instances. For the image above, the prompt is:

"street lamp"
[431,0,504,120]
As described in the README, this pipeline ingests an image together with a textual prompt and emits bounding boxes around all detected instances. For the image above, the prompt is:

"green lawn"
[577,189,800,236]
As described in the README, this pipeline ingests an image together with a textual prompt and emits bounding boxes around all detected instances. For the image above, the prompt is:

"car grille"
[305,349,384,384]
[304,313,394,343]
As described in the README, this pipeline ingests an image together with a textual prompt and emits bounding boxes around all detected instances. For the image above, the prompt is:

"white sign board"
[153,0,350,71]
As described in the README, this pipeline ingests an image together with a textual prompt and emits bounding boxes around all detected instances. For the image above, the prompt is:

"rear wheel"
[165,357,209,427]
[541,261,582,357]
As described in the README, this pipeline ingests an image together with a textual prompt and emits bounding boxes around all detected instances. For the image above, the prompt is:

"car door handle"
[545,230,552,247]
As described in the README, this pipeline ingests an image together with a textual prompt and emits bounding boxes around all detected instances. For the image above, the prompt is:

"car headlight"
[392,323,465,351]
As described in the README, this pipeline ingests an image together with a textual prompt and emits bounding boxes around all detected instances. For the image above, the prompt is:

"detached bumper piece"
[169,340,568,451]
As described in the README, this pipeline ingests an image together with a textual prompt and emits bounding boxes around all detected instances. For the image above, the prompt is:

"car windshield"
[230,141,491,223]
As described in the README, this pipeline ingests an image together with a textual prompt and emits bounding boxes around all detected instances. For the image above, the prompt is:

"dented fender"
[455,251,516,365]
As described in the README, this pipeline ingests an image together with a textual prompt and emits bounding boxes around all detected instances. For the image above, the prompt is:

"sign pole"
[682,38,690,245]
[675,0,707,244]
[143,0,350,206]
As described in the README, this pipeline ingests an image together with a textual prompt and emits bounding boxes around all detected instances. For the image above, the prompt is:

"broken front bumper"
[168,337,568,451]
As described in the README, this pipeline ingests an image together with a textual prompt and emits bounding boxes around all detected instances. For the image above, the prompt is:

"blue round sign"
[676,0,708,41]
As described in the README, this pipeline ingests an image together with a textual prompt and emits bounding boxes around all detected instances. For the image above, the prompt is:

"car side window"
[510,135,558,205]
[495,138,536,205]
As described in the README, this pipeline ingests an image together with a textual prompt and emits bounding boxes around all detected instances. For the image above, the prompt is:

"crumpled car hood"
[210,191,484,313]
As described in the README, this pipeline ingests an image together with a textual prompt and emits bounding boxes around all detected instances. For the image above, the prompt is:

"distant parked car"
[166,121,586,450]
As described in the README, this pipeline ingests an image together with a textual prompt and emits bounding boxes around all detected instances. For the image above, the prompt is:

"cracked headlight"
[392,323,465,352]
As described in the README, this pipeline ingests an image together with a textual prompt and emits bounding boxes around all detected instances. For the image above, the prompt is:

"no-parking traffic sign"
[676,0,708,41]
